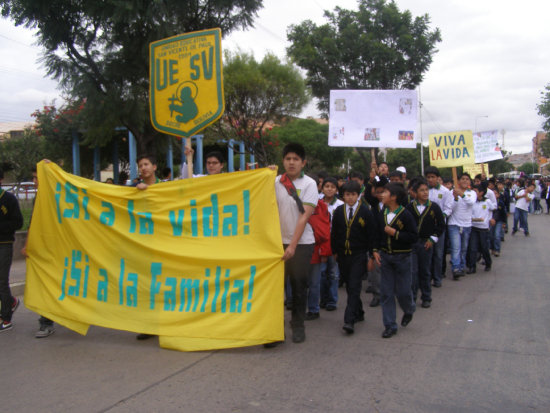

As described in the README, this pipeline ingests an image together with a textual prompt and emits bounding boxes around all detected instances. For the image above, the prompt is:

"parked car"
[14,182,37,200]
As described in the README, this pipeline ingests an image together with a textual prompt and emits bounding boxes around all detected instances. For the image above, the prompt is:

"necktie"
[349,207,353,221]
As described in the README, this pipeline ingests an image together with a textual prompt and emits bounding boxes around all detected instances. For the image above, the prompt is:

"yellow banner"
[25,162,284,351]
[429,130,475,167]
[463,163,490,178]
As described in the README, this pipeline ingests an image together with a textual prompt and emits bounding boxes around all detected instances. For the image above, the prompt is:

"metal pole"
[72,131,80,176]
[418,87,424,176]
[228,139,235,172]
[129,131,137,180]
[166,137,173,180]
[93,146,100,181]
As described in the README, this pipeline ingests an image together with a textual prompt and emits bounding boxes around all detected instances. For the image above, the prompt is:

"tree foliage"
[0,128,45,182]
[287,0,441,113]
[518,162,539,174]
[273,118,351,173]
[1,0,263,154]
[209,51,310,166]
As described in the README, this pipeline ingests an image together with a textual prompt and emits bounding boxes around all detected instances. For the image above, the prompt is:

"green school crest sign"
[150,28,224,137]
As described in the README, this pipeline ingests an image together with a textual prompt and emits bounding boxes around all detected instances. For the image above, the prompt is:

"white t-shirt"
[448,189,476,227]
[515,189,533,211]
[275,174,318,244]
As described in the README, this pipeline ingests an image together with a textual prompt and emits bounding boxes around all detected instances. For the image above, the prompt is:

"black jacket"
[331,203,376,256]
[374,206,418,254]
[0,190,23,243]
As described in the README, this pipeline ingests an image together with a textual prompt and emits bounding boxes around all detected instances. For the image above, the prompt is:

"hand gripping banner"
[25,162,284,351]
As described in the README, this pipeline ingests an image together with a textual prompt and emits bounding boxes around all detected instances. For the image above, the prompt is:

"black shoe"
[355,312,365,322]
[320,302,326,309]
[136,333,155,340]
[401,313,413,327]
[325,304,337,311]
[285,301,292,310]
[452,270,461,280]
[421,301,431,308]
[466,267,476,274]
[292,329,305,343]
[305,312,320,320]
[382,327,397,338]
[263,340,284,348]
[342,323,354,334]
[512,229,517,235]
[369,297,380,307]
[525,232,530,237]
[484,266,491,272]
[432,281,442,288]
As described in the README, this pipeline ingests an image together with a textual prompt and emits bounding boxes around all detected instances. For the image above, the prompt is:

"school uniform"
[406,200,444,305]
[331,201,376,327]
[469,197,496,271]
[429,184,453,285]
[374,206,418,332]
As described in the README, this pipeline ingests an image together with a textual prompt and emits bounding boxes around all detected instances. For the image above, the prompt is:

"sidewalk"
[9,258,26,296]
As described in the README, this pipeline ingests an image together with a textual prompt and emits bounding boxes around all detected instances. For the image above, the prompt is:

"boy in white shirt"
[468,185,496,273]
[512,181,535,236]
[270,143,318,345]
[447,173,476,280]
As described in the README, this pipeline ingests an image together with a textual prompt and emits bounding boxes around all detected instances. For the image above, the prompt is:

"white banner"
[473,130,503,163]
[328,89,418,148]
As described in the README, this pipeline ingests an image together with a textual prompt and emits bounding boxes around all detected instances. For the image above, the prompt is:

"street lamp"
[474,115,489,133]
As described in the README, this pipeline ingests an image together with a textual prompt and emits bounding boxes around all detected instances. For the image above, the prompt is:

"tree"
[210,51,310,166]
[0,127,45,182]
[287,0,441,113]
[274,118,351,173]
[537,84,550,157]
[518,162,539,175]
[488,151,514,175]
[1,0,263,155]
[286,0,440,171]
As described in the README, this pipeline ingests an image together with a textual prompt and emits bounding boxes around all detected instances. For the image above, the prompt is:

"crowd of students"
[272,142,545,345]
[2,143,546,347]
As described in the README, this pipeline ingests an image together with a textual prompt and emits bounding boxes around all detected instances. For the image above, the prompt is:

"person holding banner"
[447,173,476,280]
[0,168,24,332]
[271,143,318,345]
[425,167,453,287]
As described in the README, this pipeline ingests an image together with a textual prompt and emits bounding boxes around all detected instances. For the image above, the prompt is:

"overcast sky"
[1,0,549,154]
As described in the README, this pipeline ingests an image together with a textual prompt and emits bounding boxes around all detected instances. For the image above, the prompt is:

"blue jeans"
[431,228,446,284]
[513,209,529,233]
[380,252,415,330]
[320,256,339,307]
[493,222,504,252]
[448,225,472,272]
[412,240,433,303]
[307,263,321,313]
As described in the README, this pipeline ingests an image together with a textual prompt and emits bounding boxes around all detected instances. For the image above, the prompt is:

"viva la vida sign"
[149,28,224,137]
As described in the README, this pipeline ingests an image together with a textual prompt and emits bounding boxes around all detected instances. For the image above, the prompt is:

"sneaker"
[0,322,13,332]
[525,232,530,237]
[305,312,320,320]
[136,333,155,340]
[35,325,55,338]
[325,304,337,311]
[494,251,500,257]
[12,297,20,313]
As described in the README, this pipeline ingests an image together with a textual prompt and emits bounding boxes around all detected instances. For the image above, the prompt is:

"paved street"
[3,214,550,412]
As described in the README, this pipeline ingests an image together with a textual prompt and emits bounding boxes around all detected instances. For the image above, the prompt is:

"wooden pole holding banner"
[370,148,378,179]
[186,138,194,178]
[452,167,458,187]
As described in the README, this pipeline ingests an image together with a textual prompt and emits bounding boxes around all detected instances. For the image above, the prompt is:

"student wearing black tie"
[331,181,376,335]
